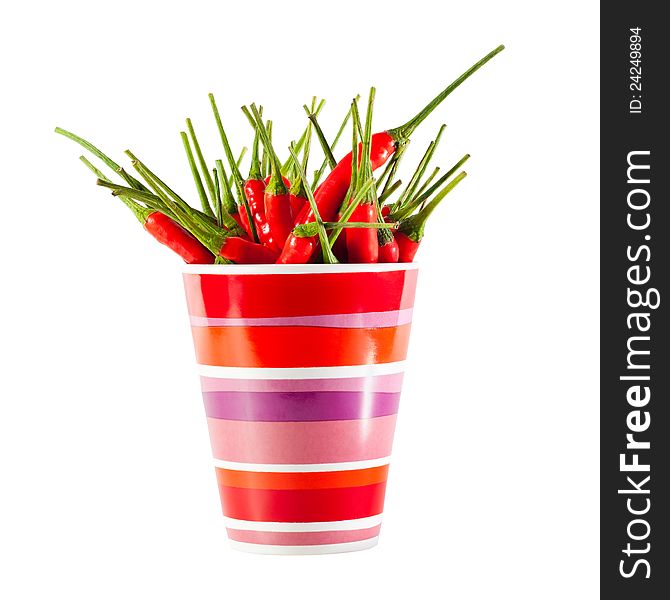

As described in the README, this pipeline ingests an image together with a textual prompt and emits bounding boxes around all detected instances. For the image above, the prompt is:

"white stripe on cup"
[228,536,380,555]
[197,361,406,380]
[224,514,383,532]
[189,308,413,329]
[213,456,391,473]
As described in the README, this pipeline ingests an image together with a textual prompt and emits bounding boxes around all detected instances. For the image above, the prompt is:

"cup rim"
[182,263,419,275]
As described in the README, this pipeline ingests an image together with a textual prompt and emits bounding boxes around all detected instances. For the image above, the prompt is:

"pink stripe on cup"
[207,415,397,464]
[226,525,381,546]
[189,308,413,329]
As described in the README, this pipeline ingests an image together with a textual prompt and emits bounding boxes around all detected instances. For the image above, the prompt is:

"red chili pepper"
[332,222,348,262]
[265,186,293,248]
[230,211,244,231]
[243,178,277,245]
[378,232,400,263]
[277,45,503,264]
[395,231,421,262]
[246,106,294,250]
[243,125,277,248]
[345,203,379,263]
[146,212,214,263]
[218,236,280,264]
[381,205,391,219]
[119,196,214,264]
[290,192,307,221]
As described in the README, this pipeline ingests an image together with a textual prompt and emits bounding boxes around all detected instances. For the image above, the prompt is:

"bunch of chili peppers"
[56,45,503,265]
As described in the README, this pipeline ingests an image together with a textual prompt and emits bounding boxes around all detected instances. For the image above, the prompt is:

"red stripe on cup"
[183,270,418,318]
[192,324,411,368]
[218,482,387,522]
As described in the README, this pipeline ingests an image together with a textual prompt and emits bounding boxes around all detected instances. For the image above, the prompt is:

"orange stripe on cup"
[215,465,389,490]
[191,325,411,368]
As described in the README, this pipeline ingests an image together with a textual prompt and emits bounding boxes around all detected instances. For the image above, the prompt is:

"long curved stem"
[388,45,504,141]
[55,127,147,191]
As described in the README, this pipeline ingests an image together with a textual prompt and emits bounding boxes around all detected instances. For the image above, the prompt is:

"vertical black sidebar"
[601,4,669,597]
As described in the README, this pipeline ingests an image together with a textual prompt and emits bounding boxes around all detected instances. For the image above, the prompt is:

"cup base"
[228,536,379,555]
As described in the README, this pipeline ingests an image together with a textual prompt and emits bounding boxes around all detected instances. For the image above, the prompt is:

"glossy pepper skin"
[332,211,348,262]
[290,192,307,221]
[248,106,294,252]
[277,132,396,264]
[264,180,293,250]
[145,211,215,264]
[236,205,255,239]
[345,203,379,263]
[378,235,400,263]
[219,236,280,264]
[395,231,421,262]
[230,211,245,232]
[243,178,277,247]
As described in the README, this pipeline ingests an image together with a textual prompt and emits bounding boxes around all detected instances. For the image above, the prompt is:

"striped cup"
[183,263,418,554]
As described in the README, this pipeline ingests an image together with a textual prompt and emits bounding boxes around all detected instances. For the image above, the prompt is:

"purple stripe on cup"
[199,373,405,394]
[203,391,401,422]
[189,308,413,329]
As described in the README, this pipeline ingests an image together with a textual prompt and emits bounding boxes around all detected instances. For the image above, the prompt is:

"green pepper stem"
[388,45,505,142]
[95,179,153,223]
[116,193,153,224]
[415,167,440,199]
[311,97,357,190]
[125,162,194,232]
[180,131,212,217]
[354,88,376,205]
[230,147,247,189]
[379,179,402,204]
[399,171,467,241]
[290,102,316,198]
[215,159,238,214]
[249,104,287,195]
[396,153,471,218]
[351,99,361,182]
[375,153,397,192]
[261,119,270,179]
[214,160,242,229]
[212,167,223,227]
[396,124,446,210]
[130,160,232,253]
[305,104,336,169]
[80,156,110,182]
[208,94,245,192]
[208,93,257,241]
[281,98,325,174]
[185,118,217,217]
[324,221,397,230]
[249,112,262,180]
[126,152,227,237]
[55,127,147,191]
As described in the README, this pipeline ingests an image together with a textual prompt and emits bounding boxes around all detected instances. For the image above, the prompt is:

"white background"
[0,1,599,598]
